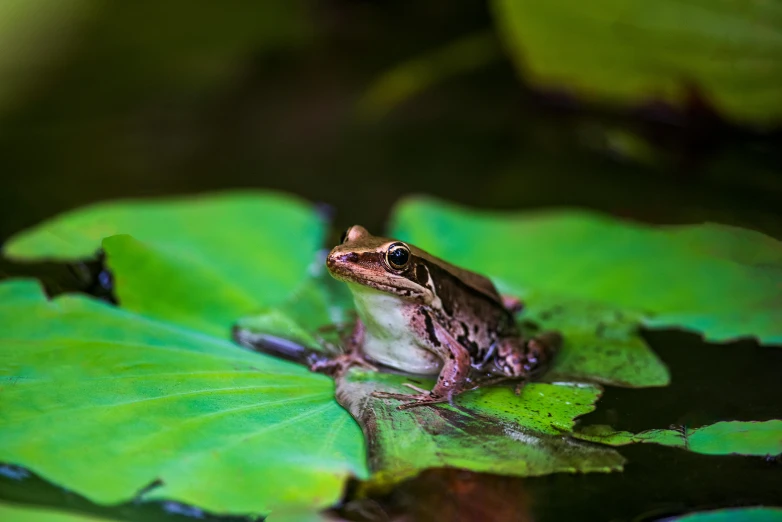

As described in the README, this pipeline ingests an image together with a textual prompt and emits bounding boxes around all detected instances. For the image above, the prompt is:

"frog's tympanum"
[322,225,561,409]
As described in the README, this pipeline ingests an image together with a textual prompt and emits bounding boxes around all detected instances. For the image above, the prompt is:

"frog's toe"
[396,394,449,410]
[309,351,377,376]
[371,390,448,410]
[370,382,433,401]
[354,357,379,372]
[370,382,429,399]
[371,390,415,400]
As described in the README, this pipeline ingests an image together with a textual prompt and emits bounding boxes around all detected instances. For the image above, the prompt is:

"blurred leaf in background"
[493,0,782,127]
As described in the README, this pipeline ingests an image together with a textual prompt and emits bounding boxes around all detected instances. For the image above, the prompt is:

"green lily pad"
[665,507,782,522]
[492,0,782,127]
[390,197,782,345]
[0,279,368,515]
[575,420,782,456]
[3,191,326,337]
[516,293,669,387]
[337,370,624,484]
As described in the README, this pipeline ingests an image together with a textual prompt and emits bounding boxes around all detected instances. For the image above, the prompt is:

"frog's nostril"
[326,252,359,283]
[326,251,358,269]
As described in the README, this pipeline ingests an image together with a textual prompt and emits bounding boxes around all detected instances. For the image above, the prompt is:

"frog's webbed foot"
[372,383,453,410]
[309,351,377,377]
[310,319,376,377]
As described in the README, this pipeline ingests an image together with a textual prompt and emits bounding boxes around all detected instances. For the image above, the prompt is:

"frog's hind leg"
[465,331,563,396]
[372,384,456,410]
[524,330,562,378]
[371,315,472,410]
[505,331,562,394]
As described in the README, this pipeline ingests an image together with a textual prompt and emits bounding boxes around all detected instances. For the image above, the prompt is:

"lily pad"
[663,507,782,522]
[575,420,782,456]
[390,197,782,345]
[0,279,368,515]
[3,191,326,337]
[516,293,669,387]
[492,0,782,127]
[337,370,624,484]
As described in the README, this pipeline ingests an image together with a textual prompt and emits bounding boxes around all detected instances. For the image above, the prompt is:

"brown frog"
[323,225,561,409]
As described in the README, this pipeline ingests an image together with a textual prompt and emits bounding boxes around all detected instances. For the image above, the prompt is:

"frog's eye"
[385,242,411,270]
[339,227,352,244]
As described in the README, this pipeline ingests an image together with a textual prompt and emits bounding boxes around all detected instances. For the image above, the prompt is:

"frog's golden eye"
[385,242,411,270]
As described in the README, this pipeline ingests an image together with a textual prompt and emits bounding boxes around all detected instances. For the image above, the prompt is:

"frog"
[322,224,561,410]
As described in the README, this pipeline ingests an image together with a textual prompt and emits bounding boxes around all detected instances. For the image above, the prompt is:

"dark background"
[1,0,780,245]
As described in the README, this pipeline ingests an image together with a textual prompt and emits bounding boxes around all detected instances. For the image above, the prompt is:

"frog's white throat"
[346,283,443,375]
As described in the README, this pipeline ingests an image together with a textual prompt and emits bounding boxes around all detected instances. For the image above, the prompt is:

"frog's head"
[326,225,435,305]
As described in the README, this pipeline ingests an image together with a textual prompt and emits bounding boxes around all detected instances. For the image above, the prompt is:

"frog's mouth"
[336,269,429,303]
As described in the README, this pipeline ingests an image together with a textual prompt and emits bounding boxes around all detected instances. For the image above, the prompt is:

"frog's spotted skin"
[326,225,560,409]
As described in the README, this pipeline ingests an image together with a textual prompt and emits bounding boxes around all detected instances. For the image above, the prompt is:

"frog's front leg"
[310,320,377,376]
[373,315,472,410]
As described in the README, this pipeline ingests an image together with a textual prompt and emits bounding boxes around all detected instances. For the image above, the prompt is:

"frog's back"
[414,248,503,306]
